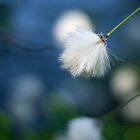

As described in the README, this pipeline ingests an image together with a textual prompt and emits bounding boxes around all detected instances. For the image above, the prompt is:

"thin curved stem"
[106,7,140,37]
[0,27,52,52]
[102,91,140,119]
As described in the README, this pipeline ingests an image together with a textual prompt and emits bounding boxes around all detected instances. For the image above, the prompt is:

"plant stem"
[102,91,140,119]
[106,7,140,37]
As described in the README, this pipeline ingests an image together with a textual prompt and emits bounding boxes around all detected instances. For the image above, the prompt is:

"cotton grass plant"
[59,7,140,78]
[54,7,140,140]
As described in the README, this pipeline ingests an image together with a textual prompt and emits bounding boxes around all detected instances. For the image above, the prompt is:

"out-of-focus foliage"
[0,110,12,140]
[103,116,140,140]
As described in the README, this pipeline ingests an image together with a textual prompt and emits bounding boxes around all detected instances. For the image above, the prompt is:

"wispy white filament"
[59,27,110,77]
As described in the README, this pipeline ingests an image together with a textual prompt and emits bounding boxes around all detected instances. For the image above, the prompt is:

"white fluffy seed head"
[67,117,103,140]
[59,27,110,78]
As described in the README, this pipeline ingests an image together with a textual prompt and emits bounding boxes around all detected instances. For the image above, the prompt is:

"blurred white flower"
[7,75,45,124]
[59,27,110,77]
[110,65,139,100]
[67,117,103,140]
[122,96,140,122]
[53,10,92,45]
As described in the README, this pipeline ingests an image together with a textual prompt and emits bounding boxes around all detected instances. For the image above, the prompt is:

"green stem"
[106,7,140,37]
[102,91,140,119]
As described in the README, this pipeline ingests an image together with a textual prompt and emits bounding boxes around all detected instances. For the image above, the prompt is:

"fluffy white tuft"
[67,117,103,140]
[59,27,110,77]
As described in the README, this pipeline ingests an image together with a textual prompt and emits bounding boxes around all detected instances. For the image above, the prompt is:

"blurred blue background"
[0,0,140,140]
